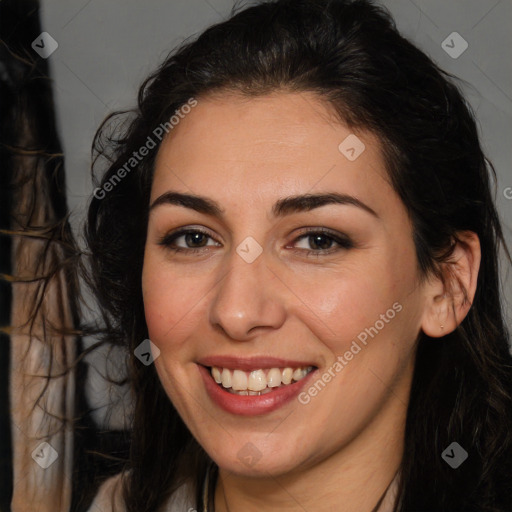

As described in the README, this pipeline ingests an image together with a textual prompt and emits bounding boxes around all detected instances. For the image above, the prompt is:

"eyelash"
[290,228,354,256]
[158,227,354,257]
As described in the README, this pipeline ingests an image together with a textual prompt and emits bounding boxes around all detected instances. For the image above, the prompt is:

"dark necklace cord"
[202,464,397,512]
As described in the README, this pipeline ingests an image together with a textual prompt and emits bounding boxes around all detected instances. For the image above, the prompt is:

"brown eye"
[307,234,335,250]
[292,229,354,255]
[158,228,221,252]
[184,232,209,247]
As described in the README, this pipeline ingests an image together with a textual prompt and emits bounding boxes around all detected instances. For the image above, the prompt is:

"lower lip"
[198,364,317,416]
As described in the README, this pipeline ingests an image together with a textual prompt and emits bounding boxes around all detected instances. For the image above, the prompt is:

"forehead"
[152,91,392,211]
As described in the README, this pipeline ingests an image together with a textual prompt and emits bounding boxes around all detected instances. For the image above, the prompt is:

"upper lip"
[198,355,318,371]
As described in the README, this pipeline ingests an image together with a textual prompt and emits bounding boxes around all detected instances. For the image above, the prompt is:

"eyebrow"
[149,191,378,218]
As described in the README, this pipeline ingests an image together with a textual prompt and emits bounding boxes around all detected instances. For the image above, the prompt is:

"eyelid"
[292,226,348,238]
[158,226,221,248]
[283,228,353,258]
[290,227,353,245]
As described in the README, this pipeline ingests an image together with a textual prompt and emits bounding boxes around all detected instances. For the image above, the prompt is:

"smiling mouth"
[208,365,316,396]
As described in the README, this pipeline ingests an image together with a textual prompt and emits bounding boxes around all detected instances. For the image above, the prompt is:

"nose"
[208,248,286,341]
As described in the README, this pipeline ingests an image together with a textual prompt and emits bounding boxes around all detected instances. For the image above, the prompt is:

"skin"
[141,91,480,511]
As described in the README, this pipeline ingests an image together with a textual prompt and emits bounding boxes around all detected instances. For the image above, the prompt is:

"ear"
[421,231,481,338]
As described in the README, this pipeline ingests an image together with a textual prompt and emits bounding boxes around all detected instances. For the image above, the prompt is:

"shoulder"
[87,473,124,512]
[87,472,197,512]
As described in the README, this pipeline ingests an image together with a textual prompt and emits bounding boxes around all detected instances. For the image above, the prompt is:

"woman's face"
[142,91,429,477]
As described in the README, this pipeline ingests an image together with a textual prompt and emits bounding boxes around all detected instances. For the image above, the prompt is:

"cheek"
[290,271,400,352]
[142,253,198,348]
[289,244,419,357]
[142,262,170,340]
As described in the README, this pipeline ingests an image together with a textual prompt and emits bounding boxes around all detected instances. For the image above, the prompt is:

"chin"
[205,438,311,478]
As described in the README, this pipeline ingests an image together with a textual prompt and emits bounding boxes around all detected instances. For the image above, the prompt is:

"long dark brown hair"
[8,0,512,510]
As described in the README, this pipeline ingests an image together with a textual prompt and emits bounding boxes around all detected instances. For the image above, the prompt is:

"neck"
[213,376,409,512]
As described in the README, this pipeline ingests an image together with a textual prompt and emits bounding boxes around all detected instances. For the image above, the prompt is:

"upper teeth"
[210,366,314,392]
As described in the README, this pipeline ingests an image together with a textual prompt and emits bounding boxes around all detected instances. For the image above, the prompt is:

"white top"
[87,473,196,511]
[88,469,400,512]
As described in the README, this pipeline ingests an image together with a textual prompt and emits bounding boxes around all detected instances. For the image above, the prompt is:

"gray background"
[37,0,512,426]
